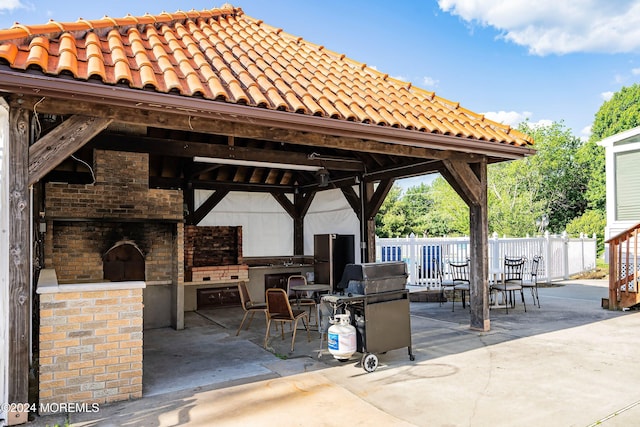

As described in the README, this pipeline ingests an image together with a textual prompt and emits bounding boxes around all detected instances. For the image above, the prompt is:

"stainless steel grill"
[320,261,414,372]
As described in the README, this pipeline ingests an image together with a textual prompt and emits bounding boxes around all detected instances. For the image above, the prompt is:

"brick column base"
[37,272,145,413]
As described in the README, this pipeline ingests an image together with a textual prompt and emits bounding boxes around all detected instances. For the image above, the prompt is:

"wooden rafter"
[442,158,482,206]
[341,185,361,221]
[28,115,113,186]
[366,178,395,220]
[191,189,229,225]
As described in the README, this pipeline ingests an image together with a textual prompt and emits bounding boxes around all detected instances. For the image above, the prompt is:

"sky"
[1,0,639,188]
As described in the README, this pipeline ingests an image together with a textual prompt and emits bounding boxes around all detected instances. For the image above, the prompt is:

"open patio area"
[27,279,640,427]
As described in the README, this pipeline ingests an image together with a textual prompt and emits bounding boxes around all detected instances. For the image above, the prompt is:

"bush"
[565,210,606,255]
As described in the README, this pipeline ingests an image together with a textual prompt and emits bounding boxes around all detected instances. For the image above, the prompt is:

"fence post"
[409,233,416,285]
[490,232,500,273]
[544,231,552,282]
[580,233,586,273]
[562,231,569,280]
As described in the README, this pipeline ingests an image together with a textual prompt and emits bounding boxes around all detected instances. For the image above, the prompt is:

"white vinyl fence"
[376,232,597,287]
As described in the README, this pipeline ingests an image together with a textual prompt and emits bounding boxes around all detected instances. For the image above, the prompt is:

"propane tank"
[327,314,357,360]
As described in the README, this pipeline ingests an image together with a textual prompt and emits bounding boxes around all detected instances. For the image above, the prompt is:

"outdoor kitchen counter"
[36,268,146,294]
[248,264,313,269]
[247,264,314,303]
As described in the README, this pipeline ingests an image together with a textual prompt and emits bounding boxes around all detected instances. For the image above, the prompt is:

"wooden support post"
[8,104,30,425]
[293,216,304,255]
[443,158,490,331]
[468,160,489,332]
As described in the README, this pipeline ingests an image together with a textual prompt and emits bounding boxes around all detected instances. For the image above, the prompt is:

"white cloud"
[632,68,640,75]
[580,125,592,141]
[601,91,614,101]
[483,110,531,127]
[422,76,439,88]
[0,0,24,12]
[483,110,554,129]
[438,0,640,55]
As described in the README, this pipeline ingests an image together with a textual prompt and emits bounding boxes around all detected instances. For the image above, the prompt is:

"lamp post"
[536,214,549,234]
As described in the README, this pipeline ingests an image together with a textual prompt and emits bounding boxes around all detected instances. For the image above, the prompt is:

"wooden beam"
[439,167,472,206]
[442,159,482,206]
[341,185,361,221]
[360,179,395,263]
[192,190,229,225]
[22,96,488,162]
[366,178,395,220]
[92,133,365,172]
[294,191,315,218]
[364,159,442,182]
[8,105,30,425]
[271,193,296,218]
[28,115,113,185]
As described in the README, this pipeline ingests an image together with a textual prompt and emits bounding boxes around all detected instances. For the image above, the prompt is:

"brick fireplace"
[38,149,183,409]
[44,150,183,284]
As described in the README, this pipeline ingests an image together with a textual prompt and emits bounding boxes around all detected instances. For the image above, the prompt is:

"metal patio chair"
[448,259,470,312]
[264,288,310,352]
[236,281,267,336]
[522,255,542,308]
[491,256,527,314]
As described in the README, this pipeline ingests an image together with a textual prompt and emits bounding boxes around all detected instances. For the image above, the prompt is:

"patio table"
[289,283,331,330]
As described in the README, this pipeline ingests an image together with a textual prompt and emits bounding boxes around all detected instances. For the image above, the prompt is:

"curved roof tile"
[0,5,533,146]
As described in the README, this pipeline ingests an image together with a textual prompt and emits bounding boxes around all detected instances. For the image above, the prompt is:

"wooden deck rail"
[607,222,640,310]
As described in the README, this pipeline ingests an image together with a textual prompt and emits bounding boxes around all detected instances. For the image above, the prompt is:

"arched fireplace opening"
[103,241,145,282]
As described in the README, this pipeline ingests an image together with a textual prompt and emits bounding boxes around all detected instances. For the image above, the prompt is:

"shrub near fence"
[376,232,597,287]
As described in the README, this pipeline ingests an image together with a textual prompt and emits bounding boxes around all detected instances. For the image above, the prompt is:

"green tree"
[518,121,588,233]
[565,209,606,255]
[576,139,606,212]
[422,177,468,236]
[375,184,406,237]
[487,160,545,236]
[584,83,640,213]
[591,83,640,141]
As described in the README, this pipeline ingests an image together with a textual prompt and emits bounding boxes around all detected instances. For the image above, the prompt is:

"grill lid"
[338,262,408,294]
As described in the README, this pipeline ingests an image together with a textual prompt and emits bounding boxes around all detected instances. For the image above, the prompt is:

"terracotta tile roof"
[0,4,533,147]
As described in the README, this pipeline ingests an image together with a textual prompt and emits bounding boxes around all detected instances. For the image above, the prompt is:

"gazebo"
[0,4,534,422]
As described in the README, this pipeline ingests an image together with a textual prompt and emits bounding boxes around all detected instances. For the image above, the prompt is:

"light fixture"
[317,168,330,187]
[193,156,322,171]
[39,211,46,233]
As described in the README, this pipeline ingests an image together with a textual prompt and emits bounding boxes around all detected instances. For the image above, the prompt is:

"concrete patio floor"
[26,279,640,427]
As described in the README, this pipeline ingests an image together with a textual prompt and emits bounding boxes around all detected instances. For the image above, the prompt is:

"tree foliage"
[518,121,589,233]
[583,83,640,214]
[565,209,606,253]
[487,159,544,236]
[591,83,640,141]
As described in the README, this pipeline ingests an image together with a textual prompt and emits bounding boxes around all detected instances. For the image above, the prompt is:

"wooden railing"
[607,223,640,310]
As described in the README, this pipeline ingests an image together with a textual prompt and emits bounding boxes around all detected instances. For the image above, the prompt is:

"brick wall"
[38,286,144,411]
[190,265,249,282]
[184,225,243,267]
[45,150,183,221]
[43,150,182,282]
